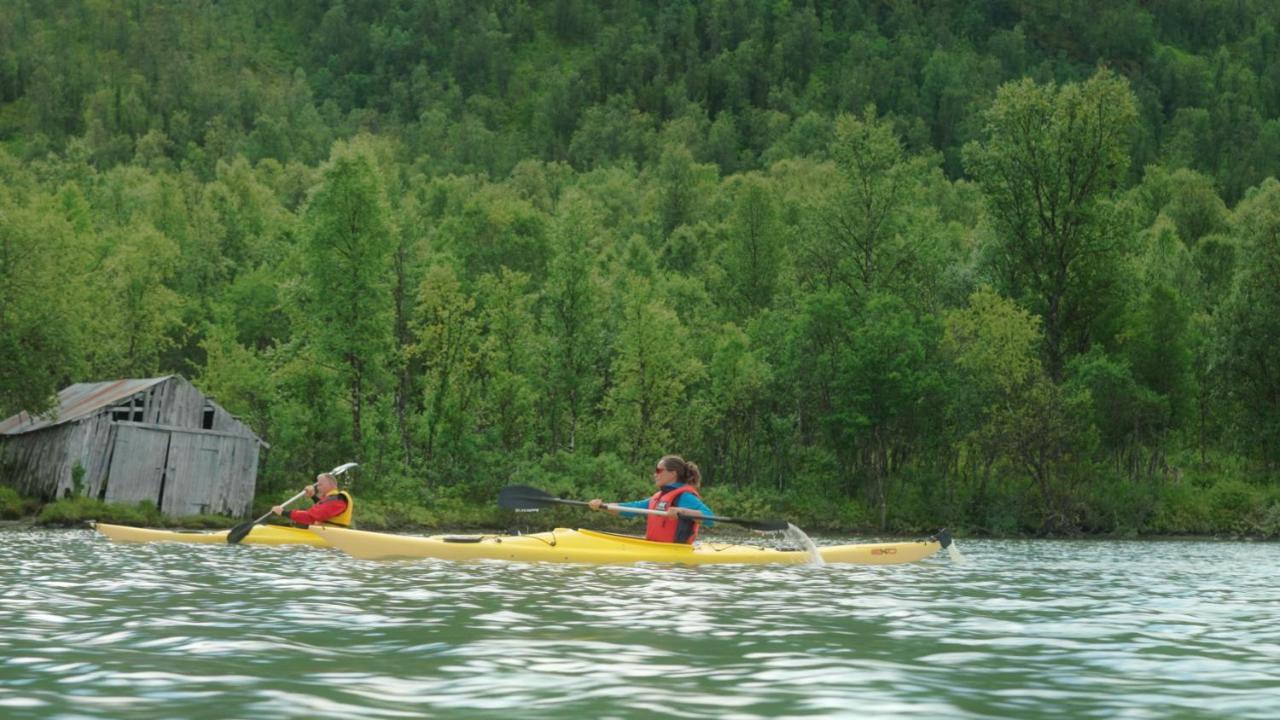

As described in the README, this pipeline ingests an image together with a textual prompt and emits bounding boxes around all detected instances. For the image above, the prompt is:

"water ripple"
[1,530,1278,718]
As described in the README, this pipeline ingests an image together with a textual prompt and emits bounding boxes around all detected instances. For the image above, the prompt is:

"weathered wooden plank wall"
[103,424,169,505]
[73,418,117,499]
[161,431,213,516]
[198,430,258,517]
[221,433,259,516]
[0,425,75,499]
[0,418,119,500]
[161,430,256,517]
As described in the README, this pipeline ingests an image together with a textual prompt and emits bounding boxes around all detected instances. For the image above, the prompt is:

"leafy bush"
[884,471,957,534]
[71,462,86,496]
[1147,481,1212,534]
[1208,478,1260,534]
[1253,500,1280,539]
[952,473,1039,537]
[1079,475,1160,537]
[35,497,235,528]
[713,483,781,522]
[37,498,164,527]
[507,451,635,504]
[356,498,440,531]
[1147,477,1280,536]
[0,486,24,519]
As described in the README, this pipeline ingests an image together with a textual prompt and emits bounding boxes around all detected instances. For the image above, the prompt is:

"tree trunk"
[349,355,363,453]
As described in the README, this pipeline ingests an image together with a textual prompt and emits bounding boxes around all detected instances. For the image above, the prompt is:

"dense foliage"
[4,0,1280,535]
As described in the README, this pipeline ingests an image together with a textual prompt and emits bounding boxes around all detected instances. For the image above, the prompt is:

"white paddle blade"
[330,462,359,476]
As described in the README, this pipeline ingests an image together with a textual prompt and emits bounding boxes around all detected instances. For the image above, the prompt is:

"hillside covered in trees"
[3,0,1280,535]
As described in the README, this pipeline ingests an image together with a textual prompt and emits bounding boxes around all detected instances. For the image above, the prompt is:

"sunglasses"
[654,466,668,475]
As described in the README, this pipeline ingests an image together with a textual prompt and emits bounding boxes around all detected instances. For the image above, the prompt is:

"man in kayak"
[270,471,354,527]
[587,455,714,543]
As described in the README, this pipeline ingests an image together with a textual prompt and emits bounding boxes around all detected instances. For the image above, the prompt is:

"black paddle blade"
[497,484,556,510]
[226,509,273,544]
[226,521,255,544]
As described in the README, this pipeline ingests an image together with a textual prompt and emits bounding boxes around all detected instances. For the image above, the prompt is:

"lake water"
[1,529,1277,719]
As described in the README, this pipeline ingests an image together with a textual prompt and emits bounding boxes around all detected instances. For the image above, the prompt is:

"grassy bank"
[11,474,1280,539]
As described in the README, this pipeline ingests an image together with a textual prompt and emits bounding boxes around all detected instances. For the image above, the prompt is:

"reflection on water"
[1,530,1278,719]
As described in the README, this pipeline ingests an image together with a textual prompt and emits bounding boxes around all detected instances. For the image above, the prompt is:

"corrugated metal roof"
[0,377,173,435]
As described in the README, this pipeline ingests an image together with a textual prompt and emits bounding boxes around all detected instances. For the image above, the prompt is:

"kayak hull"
[310,526,944,565]
[92,522,329,547]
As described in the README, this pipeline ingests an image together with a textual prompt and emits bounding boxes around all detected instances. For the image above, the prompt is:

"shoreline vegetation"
[6,480,1278,540]
[3,3,1280,538]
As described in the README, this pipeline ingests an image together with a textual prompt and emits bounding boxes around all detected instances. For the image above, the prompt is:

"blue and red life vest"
[646,485,702,544]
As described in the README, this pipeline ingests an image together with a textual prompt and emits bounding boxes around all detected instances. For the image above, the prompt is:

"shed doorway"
[103,422,259,517]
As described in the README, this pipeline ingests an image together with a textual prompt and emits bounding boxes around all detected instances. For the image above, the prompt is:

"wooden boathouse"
[0,376,264,517]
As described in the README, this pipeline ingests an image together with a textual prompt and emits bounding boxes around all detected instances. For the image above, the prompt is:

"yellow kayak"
[310,525,950,565]
[91,521,329,547]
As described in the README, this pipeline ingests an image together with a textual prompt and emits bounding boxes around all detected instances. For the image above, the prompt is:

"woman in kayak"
[587,455,714,543]
[270,471,354,527]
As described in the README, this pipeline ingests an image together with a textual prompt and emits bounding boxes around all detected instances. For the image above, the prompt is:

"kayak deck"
[310,526,948,565]
[92,522,328,547]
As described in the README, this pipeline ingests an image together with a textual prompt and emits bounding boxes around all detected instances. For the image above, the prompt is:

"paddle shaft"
[254,486,312,524]
[497,485,789,531]
[226,485,313,543]
[537,495,702,518]
[554,497,777,529]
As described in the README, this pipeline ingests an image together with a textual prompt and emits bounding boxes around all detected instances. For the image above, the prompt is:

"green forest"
[3,0,1280,536]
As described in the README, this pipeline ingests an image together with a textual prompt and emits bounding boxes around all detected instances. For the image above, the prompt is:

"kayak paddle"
[497,484,789,532]
[227,462,359,544]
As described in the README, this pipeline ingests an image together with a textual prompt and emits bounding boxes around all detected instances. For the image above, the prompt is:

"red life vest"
[646,485,702,544]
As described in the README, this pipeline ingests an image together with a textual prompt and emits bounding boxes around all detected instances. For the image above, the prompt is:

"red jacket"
[286,495,348,526]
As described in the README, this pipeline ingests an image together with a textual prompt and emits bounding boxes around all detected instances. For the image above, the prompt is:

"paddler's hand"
[271,505,285,516]
[588,499,620,515]
[303,484,317,498]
